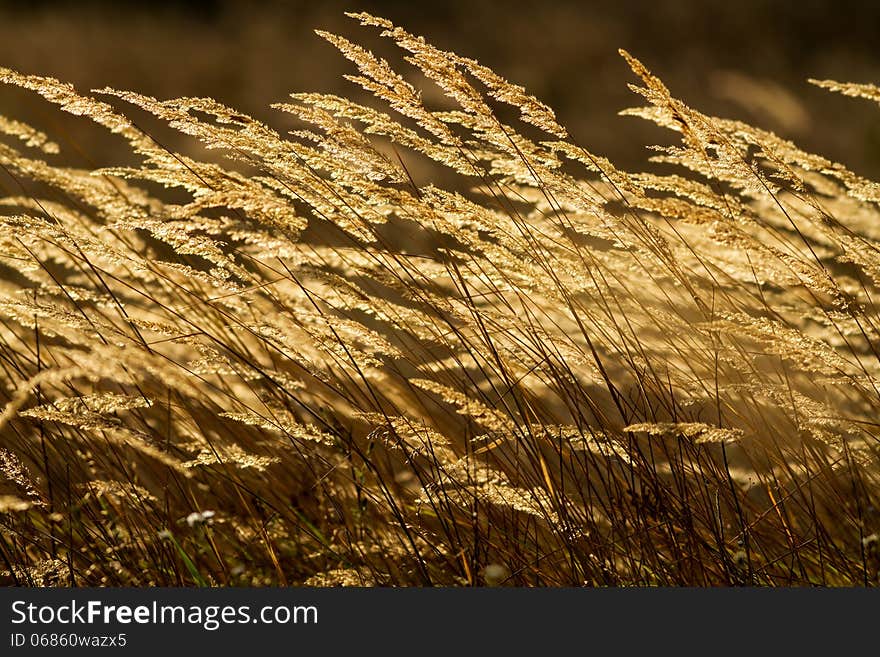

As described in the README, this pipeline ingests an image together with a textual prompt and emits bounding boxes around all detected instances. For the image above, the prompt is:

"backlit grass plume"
[1,13,879,586]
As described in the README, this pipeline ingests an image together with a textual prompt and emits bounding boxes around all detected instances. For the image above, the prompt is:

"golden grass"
[0,13,879,586]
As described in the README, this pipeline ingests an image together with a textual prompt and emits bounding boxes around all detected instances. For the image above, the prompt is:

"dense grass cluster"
[1,14,879,586]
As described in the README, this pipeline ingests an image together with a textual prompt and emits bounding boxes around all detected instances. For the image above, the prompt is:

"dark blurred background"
[1,0,879,175]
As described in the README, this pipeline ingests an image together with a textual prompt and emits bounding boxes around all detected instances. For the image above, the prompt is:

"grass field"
[1,10,879,586]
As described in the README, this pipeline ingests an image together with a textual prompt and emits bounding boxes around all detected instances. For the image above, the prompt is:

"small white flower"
[185,510,216,527]
[482,563,508,586]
